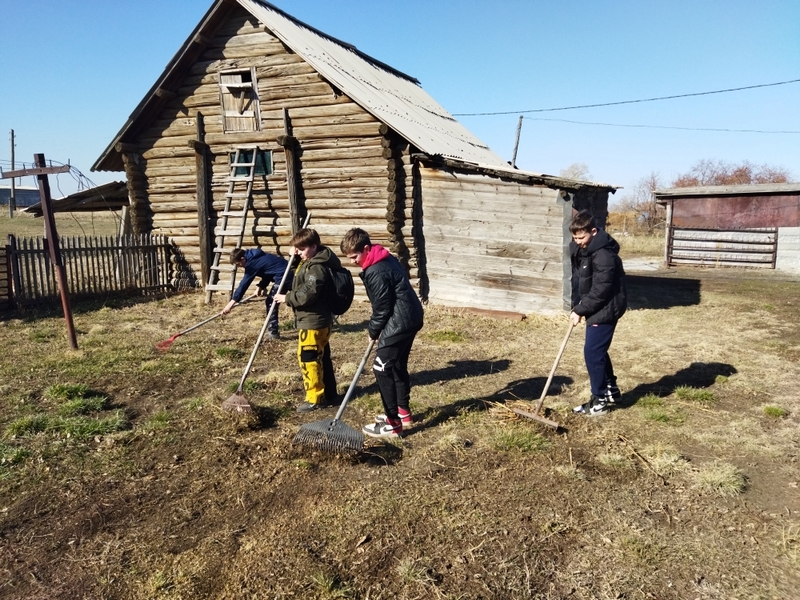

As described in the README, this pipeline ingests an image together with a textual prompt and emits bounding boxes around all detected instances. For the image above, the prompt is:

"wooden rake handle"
[533,321,576,414]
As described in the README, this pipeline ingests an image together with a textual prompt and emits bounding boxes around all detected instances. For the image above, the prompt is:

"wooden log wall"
[418,165,569,315]
[128,5,404,295]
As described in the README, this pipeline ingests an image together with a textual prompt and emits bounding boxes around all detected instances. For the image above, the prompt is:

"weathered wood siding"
[418,165,570,315]
[131,6,399,289]
[667,228,778,268]
[670,195,800,229]
[775,227,800,272]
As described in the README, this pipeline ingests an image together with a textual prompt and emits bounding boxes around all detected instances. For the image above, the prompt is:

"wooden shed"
[93,0,617,315]
[655,183,800,272]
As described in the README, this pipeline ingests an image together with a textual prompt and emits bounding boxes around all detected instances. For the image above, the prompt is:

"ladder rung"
[220,210,248,217]
[226,176,255,182]
[230,160,256,168]
[224,192,251,198]
[210,266,235,274]
[216,229,245,236]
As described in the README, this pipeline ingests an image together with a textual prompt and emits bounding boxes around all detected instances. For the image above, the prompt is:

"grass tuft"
[675,386,715,405]
[396,557,435,584]
[763,405,788,418]
[489,427,550,452]
[45,383,90,401]
[692,461,747,497]
[554,464,587,480]
[309,571,354,598]
[215,346,245,360]
[427,329,465,344]
[5,414,50,437]
[636,393,664,408]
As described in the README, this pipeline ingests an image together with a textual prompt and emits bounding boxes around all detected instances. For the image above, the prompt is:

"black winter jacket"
[285,245,340,330]
[570,229,627,325]
[361,254,423,347]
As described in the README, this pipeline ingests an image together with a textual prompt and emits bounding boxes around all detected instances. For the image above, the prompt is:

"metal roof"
[240,0,507,166]
[655,182,800,199]
[93,0,618,190]
[23,181,129,216]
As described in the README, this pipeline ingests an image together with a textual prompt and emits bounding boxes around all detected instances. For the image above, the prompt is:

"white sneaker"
[362,422,402,438]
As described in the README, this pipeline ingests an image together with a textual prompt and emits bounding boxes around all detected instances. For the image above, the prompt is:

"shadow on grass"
[627,274,701,310]
[618,361,737,407]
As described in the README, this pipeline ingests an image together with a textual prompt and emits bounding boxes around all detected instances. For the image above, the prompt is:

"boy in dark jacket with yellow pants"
[275,229,340,412]
[341,228,423,438]
[569,210,627,416]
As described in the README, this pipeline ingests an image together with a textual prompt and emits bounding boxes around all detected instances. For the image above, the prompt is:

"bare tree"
[610,171,664,234]
[672,159,793,187]
[559,162,591,181]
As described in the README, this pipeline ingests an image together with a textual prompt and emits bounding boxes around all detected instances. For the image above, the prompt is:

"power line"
[526,117,800,134]
[453,77,800,116]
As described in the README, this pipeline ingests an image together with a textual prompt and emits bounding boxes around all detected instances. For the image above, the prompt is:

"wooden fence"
[4,234,173,307]
[0,244,11,311]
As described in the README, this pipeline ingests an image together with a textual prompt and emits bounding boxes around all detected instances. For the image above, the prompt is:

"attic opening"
[219,68,261,132]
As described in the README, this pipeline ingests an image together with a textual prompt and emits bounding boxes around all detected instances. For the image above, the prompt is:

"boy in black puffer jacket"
[341,228,423,438]
[569,210,627,416]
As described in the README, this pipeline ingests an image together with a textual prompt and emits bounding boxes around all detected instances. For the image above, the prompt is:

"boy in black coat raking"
[341,228,423,438]
[569,210,627,416]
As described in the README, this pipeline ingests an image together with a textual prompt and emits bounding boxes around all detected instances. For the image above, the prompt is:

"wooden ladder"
[205,146,258,302]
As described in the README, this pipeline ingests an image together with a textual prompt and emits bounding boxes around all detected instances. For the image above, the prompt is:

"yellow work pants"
[297,327,335,404]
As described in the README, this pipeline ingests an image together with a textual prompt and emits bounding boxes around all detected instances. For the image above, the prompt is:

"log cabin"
[93,0,618,315]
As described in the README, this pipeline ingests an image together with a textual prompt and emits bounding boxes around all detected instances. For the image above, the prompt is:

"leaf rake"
[293,340,374,454]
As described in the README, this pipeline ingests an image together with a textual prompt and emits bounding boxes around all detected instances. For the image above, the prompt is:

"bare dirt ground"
[1,263,799,599]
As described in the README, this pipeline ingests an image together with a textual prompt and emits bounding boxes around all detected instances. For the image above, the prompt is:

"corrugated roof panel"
[242,0,509,167]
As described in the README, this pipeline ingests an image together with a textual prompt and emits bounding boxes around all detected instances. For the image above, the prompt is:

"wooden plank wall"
[419,166,568,315]
[667,228,778,268]
[775,227,800,272]
[131,6,398,293]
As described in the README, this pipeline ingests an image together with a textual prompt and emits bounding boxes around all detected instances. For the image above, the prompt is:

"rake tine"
[292,340,375,453]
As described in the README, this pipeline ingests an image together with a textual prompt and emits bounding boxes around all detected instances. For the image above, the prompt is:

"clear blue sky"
[1,0,798,201]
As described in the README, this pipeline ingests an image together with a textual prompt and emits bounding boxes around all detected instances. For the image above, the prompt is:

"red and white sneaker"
[362,422,402,438]
[375,410,413,427]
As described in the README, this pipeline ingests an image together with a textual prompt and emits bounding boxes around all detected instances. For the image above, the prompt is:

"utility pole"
[511,116,523,168]
[1,154,77,348]
[9,129,16,217]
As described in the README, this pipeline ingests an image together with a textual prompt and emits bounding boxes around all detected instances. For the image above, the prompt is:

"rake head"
[293,419,364,454]
[222,391,254,414]
[154,336,178,352]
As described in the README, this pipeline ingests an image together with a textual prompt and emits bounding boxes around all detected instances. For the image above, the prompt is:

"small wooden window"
[229,149,273,176]
[219,69,261,132]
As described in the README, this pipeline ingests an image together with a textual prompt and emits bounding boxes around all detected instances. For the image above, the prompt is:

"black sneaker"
[296,402,320,412]
[605,384,621,404]
[267,331,281,340]
[573,396,609,416]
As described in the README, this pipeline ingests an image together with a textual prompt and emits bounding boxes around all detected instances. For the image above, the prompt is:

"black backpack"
[326,265,355,315]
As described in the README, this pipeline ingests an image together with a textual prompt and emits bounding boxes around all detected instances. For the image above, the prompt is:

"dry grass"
[0,266,799,598]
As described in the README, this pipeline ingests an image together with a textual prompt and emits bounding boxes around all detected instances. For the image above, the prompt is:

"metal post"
[9,130,15,217]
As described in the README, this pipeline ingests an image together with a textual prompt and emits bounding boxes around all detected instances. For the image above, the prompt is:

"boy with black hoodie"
[274,228,340,412]
[569,210,627,416]
[340,228,423,438]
